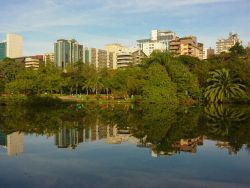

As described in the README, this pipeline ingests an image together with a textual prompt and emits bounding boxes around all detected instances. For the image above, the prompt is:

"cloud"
[0,0,237,33]
[0,0,248,55]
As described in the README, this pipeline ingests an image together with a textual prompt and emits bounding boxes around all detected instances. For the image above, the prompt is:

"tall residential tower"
[0,33,23,60]
[54,39,83,68]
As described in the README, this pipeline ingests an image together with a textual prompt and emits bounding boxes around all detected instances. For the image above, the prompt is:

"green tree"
[143,50,171,67]
[143,64,178,104]
[6,69,39,96]
[204,68,246,103]
[0,58,24,92]
[229,42,246,56]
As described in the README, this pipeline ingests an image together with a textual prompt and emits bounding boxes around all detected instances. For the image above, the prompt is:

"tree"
[98,68,112,96]
[143,64,178,105]
[167,61,201,101]
[0,58,24,92]
[229,42,246,56]
[143,50,172,67]
[204,68,246,103]
[177,55,201,70]
[6,69,39,96]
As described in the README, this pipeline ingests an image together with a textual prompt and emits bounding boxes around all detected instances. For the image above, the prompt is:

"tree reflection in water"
[0,103,249,157]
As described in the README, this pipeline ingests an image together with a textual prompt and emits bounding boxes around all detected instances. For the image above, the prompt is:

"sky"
[0,0,249,56]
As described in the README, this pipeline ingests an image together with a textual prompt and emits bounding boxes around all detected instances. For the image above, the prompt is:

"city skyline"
[0,0,249,56]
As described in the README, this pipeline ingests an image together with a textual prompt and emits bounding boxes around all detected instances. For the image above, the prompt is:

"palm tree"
[204,68,246,103]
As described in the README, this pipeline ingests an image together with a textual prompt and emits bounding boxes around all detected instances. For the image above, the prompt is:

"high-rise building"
[0,33,23,60]
[105,43,130,69]
[216,32,241,54]
[116,51,133,69]
[54,39,83,68]
[198,43,204,60]
[137,40,167,56]
[132,50,147,65]
[105,44,146,69]
[137,30,177,56]
[83,48,114,69]
[169,36,203,59]
[0,42,7,60]
[43,52,55,64]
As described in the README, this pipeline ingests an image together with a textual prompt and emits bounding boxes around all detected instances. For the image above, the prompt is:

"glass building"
[54,39,83,68]
[0,42,7,60]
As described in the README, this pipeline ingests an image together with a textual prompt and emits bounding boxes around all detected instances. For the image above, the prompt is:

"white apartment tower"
[6,33,23,58]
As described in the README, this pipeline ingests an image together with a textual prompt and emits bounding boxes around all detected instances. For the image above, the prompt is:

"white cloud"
[0,0,246,55]
[0,0,237,33]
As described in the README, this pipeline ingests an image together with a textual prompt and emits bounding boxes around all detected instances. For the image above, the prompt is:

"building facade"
[216,32,241,54]
[43,53,55,64]
[137,30,176,56]
[0,42,7,60]
[83,48,114,69]
[54,39,83,68]
[105,44,146,69]
[169,36,204,59]
[0,33,23,60]
[6,33,23,58]
[132,50,147,65]
[24,57,40,70]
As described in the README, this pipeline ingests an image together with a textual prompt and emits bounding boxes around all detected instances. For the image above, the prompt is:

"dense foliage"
[0,43,249,104]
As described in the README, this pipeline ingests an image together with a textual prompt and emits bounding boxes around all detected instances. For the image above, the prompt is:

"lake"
[0,103,250,188]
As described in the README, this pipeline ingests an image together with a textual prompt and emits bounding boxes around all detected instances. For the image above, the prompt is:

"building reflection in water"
[54,124,120,149]
[0,131,24,156]
[54,121,247,157]
[151,136,204,157]
[54,124,206,158]
[216,141,238,155]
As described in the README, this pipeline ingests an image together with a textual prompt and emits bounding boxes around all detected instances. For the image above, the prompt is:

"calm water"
[0,104,250,188]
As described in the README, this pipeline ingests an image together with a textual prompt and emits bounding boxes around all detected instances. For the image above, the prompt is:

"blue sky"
[0,0,249,55]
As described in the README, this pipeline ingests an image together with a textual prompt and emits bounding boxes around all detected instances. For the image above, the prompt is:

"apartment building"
[24,57,40,70]
[43,53,55,64]
[0,33,23,60]
[216,32,241,54]
[83,48,114,69]
[105,44,146,69]
[132,50,147,65]
[137,30,176,56]
[169,36,204,59]
[54,39,83,68]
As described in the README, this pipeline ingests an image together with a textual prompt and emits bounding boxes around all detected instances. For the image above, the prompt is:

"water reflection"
[0,104,249,157]
[0,131,23,156]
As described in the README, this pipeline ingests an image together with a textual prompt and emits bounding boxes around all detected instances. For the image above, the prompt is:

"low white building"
[25,57,40,70]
